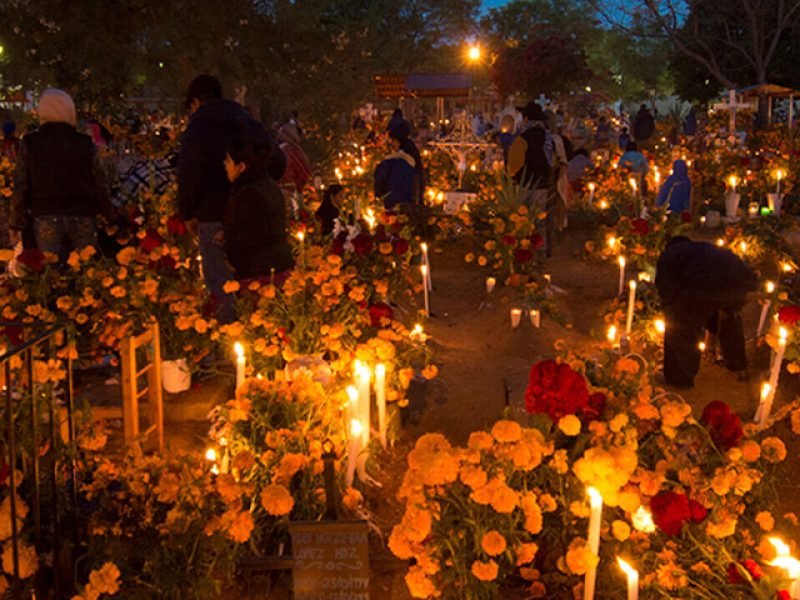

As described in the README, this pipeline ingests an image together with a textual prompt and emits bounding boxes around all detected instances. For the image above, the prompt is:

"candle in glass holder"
[485,277,496,294]
[530,309,541,328]
[510,308,522,329]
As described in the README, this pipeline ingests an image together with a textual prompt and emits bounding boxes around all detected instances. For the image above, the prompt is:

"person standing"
[655,236,757,389]
[11,89,112,262]
[656,159,692,214]
[278,122,312,195]
[633,104,656,145]
[178,75,285,322]
[374,127,418,211]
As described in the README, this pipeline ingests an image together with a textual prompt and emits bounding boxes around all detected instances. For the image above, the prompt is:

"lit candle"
[769,538,800,598]
[607,236,617,250]
[296,231,306,270]
[599,200,609,210]
[756,281,775,337]
[768,327,788,401]
[588,182,596,203]
[654,318,666,337]
[728,174,738,193]
[755,382,773,424]
[346,384,359,423]
[584,487,603,600]
[776,169,785,197]
[618,256,626,296]
[629,177,638,196]
[530,309,541,328]
[739,241,748,254]
[346,419,363,487]
[375,364,387,449]
[234,342,245,395]
[631,506,655,532]
[420,265,430,316]
[421,243,432,291]
[607,325,618,346]
[654,169,661,188]
[354,361,371,445]
[625,280,637,335]
[510,308,522,329]
[485,277,496,294]
[617,558,639,600]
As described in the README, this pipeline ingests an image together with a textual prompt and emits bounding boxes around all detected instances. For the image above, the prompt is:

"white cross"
[713,89,750,132]
[538,93,551,108]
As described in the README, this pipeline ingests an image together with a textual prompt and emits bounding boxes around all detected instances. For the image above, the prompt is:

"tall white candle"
[421,265,430,316]
[584,487,603,600]
[588,182,596,203]
[346,385,359,423]
[617,558,639,600]
[768,327,788,395]
[375,364,387,449]
[769,538,800,599]
[354,361,371,444]
[234,342,245,395]
[421,243,432,291]
[755,382,773,424]
[346,419,363,487]
[618,256,626,296]
[625,280,637,335]
[607,325,617,347]
[757,281,775,337]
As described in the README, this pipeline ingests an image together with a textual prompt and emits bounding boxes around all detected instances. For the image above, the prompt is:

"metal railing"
[0,322,78,599]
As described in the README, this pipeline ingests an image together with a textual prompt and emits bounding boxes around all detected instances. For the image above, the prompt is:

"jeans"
[198,221,235,323]
[34,215,98,263]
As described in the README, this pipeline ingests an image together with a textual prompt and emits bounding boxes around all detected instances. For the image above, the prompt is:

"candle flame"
[654,318,666,334]
[420,264,428,276]
[780,327,788,341]
[698,341,707,352]
[727,174,738,189]
[599,200,609,209]
[296,231,305,242]
[739,241,747,253]
[617,557,637,578]
[375,363,386,378]
[770,537,792,557]
[716,238,725,247]
[629,280,637,291]
[629,177,638,191]
[607,236,617,249]
[234,341,244,359]
[350,419,364,437]
[420,242,428,253]
[632,506,656,532]
[766,281,775,293]
[607,325,617,344]
[782,262,794,273]
[618,256,626,268]
[346,385,359,405]
[587,486,603,506]
[761,382,772,401]
[588,182,596,191]
[205,448,217,462]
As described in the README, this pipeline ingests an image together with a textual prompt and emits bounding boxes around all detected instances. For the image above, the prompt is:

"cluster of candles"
[583,486,800,599]
[346,360,389,486]
[510,307,541,329]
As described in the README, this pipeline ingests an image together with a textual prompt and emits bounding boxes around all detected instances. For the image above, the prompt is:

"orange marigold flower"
[481,530,507,556]
[260,484,294,516]
[405,564,440,598]
[407,434,459,486]
[516,542,538,566]
[471,559,499,581]
[491,420,522,443]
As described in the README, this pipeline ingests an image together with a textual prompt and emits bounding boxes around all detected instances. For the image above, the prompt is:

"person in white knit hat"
[11,88,112,262]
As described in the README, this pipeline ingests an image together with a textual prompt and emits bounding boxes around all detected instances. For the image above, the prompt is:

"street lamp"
[467,44,481,63]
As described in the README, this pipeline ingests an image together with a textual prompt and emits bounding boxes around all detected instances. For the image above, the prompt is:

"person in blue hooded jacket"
[656,159,692,214]
[374,126,419,210]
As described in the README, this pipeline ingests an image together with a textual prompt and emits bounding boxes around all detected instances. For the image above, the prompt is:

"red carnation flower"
[352,233,373,256]
[368,302,395,328]
[140,229,164,253]
[631,218,650,235]
[524,360,590,421]
[17,248,45,272]
[514,248,534,264]
[501,234,517,247]
[701,401,743,450]
[778,306,800,326]
[166,214,187,236]
[727,559,763,584]
[650,491,708,536]
[393,238,409,255]
[778,591,791,600]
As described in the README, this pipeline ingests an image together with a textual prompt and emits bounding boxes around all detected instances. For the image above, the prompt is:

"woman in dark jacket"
[222,132,293,283]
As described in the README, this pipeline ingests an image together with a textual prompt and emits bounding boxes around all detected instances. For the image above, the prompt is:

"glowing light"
[716,238,725,247]
[607,236,617,249]
[654,319,666,334]
[766,281,776,294]
[234,342,244,359]
[346,385,359,405]
[780,327,788,342]
[617,557,637,579]
[598,200,609,210]
[727,174,739,190]
[205,448,218,462]
[632,506,656,532]
[761,382,772,402]
[739,241,747,253]
[606,325,618,344]
[296,231,305,242]
[618,256,626,269]
[698,342,707,352]
[467,44,481,62]
[350,418,364,437]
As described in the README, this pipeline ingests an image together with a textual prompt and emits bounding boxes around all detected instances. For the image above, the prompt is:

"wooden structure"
[93,319,164,452]
[373,73,474,122]
[737,83,800,127]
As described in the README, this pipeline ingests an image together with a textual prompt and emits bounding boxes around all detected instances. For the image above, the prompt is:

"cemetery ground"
[74,224,799,599]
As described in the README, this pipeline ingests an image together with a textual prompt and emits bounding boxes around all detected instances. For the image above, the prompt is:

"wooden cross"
[713,89,750,132]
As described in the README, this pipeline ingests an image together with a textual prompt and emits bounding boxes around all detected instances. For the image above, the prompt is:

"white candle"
[588,182,595,203]
[510,308,522,329]
[768,327,788,396]
[757,281,775,337]
[769,538,800,599]
[375,364,387,449]
[607,325,617,346]
[354,361,371,445]
[485,277,496,294]
[346,384,359,423]
[618,256,626,296]
[530,309,541,328]
[617,558,639,600]
[629,177,638,196]
[234,342,245,395]
[296,231,306,270]
[755,382,773,424]
[421,243,432,291]
[421,265,430,316]
[584,487,603,600]
[728,174,738,193]
[346,419,363,487]
[625,280,637,335]
[777,169,784,197]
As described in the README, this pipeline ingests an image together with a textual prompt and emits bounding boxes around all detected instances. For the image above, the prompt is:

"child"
[315,184,343,235]
[222,130,294,283]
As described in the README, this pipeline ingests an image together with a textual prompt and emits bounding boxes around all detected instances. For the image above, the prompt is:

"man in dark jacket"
[388,119,425,205]
[655,237,758,388]
[11,89,112,262]
[633,104,656,145]
[178,75,285,321]
[374,126,419,210]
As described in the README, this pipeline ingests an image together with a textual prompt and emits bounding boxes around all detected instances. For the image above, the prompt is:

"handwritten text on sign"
[290,521,370,600]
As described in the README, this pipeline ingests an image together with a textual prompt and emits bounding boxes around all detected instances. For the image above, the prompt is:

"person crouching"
[222,130,294,286]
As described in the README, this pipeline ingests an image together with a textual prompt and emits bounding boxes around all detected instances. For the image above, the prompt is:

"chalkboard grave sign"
[289,520,370,600]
